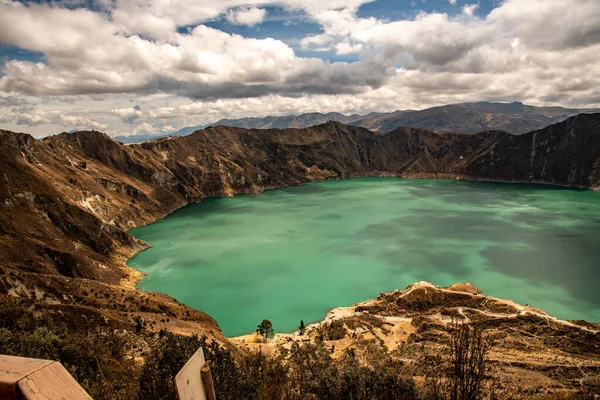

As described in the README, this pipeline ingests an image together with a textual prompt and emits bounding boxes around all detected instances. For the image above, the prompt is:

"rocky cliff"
[1,113,600,342]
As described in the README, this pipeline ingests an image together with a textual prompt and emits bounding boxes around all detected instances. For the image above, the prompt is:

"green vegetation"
[0,302,594,400]
[0,302,138,399]
[140,331,418,400]
[285,341,417,400]
[256,319,274,341]
[299,320,306,335]
[0,301,419,399]
[318,320,348,341]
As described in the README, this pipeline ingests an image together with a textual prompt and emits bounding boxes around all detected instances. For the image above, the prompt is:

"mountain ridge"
[114,102,600,143]
[2,112,600,306]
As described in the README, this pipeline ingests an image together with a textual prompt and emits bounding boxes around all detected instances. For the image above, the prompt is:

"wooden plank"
[175,347,208,400]
[17,362,93,400]
[0,355,53,400]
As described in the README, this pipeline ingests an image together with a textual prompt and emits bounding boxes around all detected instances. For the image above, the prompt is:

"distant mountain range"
[114,102,599,143]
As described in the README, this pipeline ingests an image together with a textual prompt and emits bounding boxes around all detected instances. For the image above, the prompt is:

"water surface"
[128,178,600,336]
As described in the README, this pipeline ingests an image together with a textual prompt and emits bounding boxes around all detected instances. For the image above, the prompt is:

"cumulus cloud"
[112,106,143,123]
[132,122,160,136]
[0,95,27,108]
[0,109,107,130]
[461,3,479,16]
[107,0,368,41]
[487,0,600,50]
[0,3,390,99]
[1,0,600,137]
[226,7,267,26]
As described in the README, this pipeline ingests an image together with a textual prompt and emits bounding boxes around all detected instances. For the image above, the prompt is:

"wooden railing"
[175,347,217,400]
[0,348,215,400]
[0,355,92,399]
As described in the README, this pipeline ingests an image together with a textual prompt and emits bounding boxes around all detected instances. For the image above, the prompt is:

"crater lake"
[128,178,600,336]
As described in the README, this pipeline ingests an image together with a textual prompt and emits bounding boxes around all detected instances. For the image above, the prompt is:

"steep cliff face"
[0,129,217,342]
[0,114,599,339]
[136,113,600,202]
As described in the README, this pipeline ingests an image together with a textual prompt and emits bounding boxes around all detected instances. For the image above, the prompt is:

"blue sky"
[357,0,496,18]
[0,44,44,70]
[1,0,599,137]
[200,0,499,61]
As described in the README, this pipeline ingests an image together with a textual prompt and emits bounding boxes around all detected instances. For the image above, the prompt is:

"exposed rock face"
[251,282,600,398]
[0,113,599,339]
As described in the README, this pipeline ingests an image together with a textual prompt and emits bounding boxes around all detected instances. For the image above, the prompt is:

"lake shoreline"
[127,178,600,336]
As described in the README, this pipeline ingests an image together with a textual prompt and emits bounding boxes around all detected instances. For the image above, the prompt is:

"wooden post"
[200,362,216,400]
[175,347,217,400]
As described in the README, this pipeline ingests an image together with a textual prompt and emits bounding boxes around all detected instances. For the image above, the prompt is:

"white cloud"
[335,41,364,55]
[112,106,143,123]
[1,0,600,137]
[462,3,479,16]
[0,95,27,108]
[132,122,160,136]
[487,0,600,50]
[0,109,107,131]
[0,2,390,99]
[226,7,267,27]
[107,0,369,40]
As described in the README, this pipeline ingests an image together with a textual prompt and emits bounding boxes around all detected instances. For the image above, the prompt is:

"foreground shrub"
[287,341,417,400]
[0,302,138,399]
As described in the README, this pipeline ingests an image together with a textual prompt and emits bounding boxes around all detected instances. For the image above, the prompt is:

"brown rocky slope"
[242,282,600,398]
[0,113,599,346]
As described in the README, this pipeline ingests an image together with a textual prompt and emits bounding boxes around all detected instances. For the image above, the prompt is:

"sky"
[0,0,599,138]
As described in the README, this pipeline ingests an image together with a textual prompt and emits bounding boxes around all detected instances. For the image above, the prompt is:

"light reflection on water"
[129,178,600,336]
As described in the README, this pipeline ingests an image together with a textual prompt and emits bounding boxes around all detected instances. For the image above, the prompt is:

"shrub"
[424,323,494,400]
[323,320,347,341]
[0,302,138,399]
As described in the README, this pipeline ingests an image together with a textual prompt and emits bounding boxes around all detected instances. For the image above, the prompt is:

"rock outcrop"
[243,282,600,398]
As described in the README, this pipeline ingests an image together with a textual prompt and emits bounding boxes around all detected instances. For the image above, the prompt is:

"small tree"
[134,316,143,333]
[298,320,306,336]
[256,319,274,342]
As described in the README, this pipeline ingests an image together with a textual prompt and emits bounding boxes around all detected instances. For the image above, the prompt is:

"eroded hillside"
[0,114,599,397]
[3,115,600,284]
[234,282,600,398]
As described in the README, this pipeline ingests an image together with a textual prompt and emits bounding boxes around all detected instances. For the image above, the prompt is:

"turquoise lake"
[128,178,600,336]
